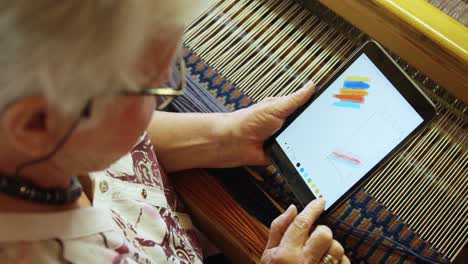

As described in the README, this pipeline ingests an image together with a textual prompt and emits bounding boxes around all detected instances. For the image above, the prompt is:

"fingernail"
[302,80,314,89]
[297,81,314,94]
[317,198,326,206]
[284,204,295,215]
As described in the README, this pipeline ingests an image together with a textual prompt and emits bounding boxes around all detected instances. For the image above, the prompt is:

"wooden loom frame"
[317,0,468,103]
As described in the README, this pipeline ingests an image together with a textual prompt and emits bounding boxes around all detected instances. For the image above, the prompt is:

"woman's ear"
[1,96,61,157]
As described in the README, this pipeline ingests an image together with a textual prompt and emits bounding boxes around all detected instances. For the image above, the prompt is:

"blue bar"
[333,101,361,109]
[343,81,370,89]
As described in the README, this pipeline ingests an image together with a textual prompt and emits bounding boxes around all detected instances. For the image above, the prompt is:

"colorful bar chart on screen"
[276,54,425,209]
[333,76,371,109]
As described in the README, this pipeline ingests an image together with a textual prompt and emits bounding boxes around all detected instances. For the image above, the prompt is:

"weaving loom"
[171,0,467,263]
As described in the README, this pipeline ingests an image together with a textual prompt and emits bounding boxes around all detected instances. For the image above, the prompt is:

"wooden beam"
[320,0,468,103]
[172,169,268,263]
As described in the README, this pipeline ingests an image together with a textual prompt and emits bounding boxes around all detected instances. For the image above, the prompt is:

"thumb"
[267,81,315,118]
[265,204,298,250]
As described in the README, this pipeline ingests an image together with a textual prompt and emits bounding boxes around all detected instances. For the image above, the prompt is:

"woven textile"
[180,47,448,263]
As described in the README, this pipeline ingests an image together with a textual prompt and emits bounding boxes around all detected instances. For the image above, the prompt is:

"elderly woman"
[0,1,349,263]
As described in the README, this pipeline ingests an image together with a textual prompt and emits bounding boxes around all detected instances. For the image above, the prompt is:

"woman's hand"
[261,199,349,264]
[221,81,315,167]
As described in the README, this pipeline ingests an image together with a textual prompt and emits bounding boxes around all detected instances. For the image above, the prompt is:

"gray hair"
[0,0,207,113]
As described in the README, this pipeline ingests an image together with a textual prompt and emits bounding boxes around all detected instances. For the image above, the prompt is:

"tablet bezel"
[264,40,437,214]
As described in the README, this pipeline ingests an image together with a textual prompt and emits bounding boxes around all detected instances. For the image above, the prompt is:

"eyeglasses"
[81,54,186,119]
[122,55,186,111]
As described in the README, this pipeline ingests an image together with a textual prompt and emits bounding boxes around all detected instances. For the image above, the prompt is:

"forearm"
[147,111,234,172]
[147,85,313,173]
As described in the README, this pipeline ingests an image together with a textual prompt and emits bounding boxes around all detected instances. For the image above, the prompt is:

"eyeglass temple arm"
[133,57,186,96]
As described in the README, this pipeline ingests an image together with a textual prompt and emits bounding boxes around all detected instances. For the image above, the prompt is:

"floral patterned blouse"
[0,134,203,264]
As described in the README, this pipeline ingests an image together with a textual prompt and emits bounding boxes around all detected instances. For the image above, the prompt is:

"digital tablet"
[264,41,437,214]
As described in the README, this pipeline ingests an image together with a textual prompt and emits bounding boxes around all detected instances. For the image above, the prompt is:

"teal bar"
[333,101,361,109]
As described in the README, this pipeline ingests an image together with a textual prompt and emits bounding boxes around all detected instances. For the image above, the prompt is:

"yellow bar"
[340,88,369,96]
[345,76,371,82]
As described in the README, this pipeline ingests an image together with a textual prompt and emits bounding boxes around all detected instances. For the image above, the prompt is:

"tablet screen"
[276,54,424,210]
